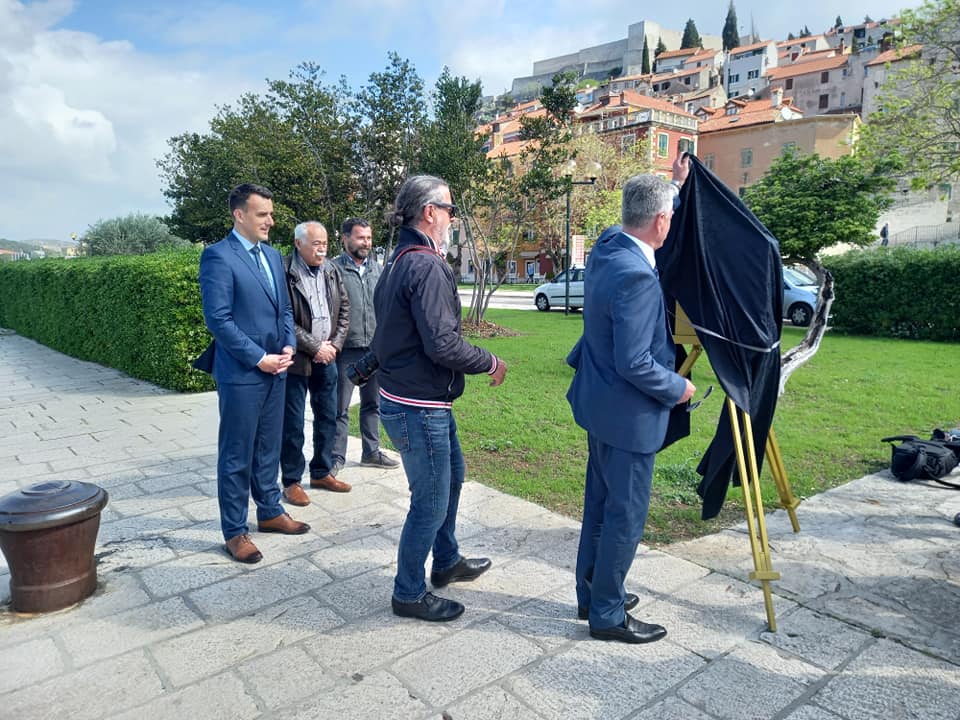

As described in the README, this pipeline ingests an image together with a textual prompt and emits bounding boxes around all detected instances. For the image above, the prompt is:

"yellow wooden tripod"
[674,307,801,631]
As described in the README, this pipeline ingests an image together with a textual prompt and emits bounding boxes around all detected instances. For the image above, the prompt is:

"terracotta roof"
[609,72,651,83]
[685,49,720,61]
[651,66,703,82]
[766,54,847,81]
[729,40,775,55]
[579,89,696,119]
[486,139,532,160]
[656,47,698,60]
[776,34,824,48]
[697,97,802,133]
[866,44,922,67]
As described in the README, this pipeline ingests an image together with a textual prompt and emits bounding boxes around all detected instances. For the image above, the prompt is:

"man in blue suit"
[567,157,695,643]
[198,183,311,564]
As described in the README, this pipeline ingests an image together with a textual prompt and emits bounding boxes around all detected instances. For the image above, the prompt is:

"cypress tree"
[680,19,702,49]
[722,1,739,51]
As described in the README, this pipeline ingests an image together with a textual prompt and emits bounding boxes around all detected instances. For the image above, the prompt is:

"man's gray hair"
[392,175,449,227]
[293,221,326,243]
[621,175,675,228]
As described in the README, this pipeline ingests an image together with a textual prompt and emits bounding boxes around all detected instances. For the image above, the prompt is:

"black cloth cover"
[656,156,783,519]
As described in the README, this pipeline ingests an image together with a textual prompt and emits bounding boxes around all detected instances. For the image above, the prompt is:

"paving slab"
[1,330,958,720]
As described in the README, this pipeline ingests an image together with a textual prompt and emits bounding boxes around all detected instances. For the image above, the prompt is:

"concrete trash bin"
[0,480,109,613]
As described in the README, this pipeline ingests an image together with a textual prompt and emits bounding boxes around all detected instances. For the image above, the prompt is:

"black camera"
[347,349,379,387]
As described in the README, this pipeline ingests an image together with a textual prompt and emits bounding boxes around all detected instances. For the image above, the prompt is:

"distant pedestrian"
[880,223,889,246]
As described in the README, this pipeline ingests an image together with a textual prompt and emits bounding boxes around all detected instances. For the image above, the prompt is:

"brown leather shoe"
[225,534,263,564]
[258,512,310,535]
[310,474,352,493]
[282,483,310,506]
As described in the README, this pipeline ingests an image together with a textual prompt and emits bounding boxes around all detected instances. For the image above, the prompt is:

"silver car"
[534,266,585,311]
[783,266,819,326]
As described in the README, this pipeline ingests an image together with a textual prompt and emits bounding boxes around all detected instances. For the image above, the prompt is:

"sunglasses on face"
[430,202,458,218]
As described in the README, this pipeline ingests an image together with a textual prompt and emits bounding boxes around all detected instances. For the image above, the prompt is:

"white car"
[534,266,585,311]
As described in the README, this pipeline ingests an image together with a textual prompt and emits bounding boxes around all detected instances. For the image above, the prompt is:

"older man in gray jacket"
[280,221,352,504]
[331,218,398,476]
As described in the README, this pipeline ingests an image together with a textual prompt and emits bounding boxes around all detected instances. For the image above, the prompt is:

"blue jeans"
[380,398,464,602]
[280,361,338,483]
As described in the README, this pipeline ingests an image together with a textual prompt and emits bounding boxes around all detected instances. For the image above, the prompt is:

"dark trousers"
[575,433,654,630]
[280,361,338,483]
[216,376,286,540]
[333,346,382,464]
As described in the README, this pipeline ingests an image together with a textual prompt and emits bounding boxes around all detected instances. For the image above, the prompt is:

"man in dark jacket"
[279,221,352,505]
[374,175,508,622]
[331,218,399,476]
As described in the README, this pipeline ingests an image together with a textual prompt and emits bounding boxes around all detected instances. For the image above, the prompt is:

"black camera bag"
[881,434,960,488]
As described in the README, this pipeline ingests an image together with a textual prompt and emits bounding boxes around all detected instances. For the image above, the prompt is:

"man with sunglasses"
[373,175,508,622]
[566,155,695,643]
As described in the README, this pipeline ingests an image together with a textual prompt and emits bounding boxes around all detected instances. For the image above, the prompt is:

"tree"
[641,36,651,74]
[859,0,960,187]
[84,213,187,256]
[655,37,667,57]
[743,149,894,393]
[159,93,316,245]
[680,19,702,49]
[835,15,844,29]
[159,67,359,246]
[267,63,359,235]
[722,1,740,51]
[354,52,428,251]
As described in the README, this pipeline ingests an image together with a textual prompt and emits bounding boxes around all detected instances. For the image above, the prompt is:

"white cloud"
[0,0,258,241]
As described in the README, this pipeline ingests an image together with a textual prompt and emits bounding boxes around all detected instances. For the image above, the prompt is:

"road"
[458,288,536,311]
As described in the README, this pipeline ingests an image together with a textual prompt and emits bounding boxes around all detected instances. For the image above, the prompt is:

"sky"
[2,0,919,243]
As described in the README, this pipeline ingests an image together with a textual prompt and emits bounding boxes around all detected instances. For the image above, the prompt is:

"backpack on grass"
[881,430,960,489]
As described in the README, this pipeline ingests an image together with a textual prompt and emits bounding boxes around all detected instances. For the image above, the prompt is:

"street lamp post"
[563,160,601,316]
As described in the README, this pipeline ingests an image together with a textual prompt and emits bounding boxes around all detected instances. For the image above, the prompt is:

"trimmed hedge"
[824,245,960,341]
[0,248,214,392]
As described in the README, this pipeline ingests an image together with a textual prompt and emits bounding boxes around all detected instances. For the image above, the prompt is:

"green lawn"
[439,309,960,544]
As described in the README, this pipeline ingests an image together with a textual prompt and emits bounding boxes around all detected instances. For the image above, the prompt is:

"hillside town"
[474,13,955,280]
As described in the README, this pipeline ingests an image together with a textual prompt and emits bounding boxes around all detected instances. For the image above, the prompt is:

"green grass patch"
[445,309,959,544]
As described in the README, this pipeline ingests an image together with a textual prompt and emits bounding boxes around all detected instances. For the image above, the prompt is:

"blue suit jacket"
[197,232,295,385]
[566,228,686,453]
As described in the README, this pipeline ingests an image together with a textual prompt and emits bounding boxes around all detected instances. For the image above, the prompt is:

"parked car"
[534,266,585,311]
[783,266,819,326]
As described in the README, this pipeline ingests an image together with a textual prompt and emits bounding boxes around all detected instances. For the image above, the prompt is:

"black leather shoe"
[392,592,465,622]
[577,592,640,620]
[589,613,667,644]
[430,557,492,588]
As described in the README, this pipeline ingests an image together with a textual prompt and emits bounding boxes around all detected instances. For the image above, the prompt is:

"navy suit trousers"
[216,376,286,539]
[575,433,654,629]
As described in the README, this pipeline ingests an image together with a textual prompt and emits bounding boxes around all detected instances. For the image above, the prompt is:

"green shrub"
[825,245,960,341]
[0,248,214,392]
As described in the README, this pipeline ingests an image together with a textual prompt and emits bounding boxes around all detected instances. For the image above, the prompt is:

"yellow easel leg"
[727,398,779,631]
[764,428,801,532]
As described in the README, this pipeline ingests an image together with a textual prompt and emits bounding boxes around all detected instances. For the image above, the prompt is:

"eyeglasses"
[429,202,458,218]
[686,384,714,412]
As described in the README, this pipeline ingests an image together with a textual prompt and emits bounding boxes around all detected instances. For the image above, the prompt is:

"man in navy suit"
[567,157,695,643]
[198,183,311,564]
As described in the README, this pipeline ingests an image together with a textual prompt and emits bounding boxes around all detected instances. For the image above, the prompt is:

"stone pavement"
[1,329,958,720]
